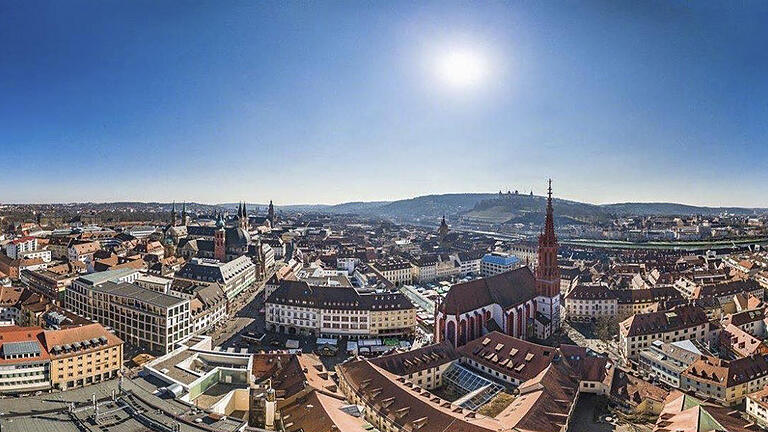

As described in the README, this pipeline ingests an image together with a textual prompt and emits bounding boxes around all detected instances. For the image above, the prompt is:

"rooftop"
[95,281,187,308]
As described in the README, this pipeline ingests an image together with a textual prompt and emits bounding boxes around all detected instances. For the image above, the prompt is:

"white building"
[0,330,50,394]
[619,305,710,361]
[371,258,413,287]
[67,269,191,354]
[4,237,38,259]
[175,256,256,301]
[67,241,101,264]
[18,249,51,263]
[411,256,437,283]
[337,256,360,274]
[747,385,768,427]
[456,251,483,276]
[564,284,617,322]
[188,283,228,335]
[266,279,416,339]
[480,252,521,277]
[135,274,173,294]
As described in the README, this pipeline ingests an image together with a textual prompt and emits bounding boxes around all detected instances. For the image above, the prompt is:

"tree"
[595,315,620,344]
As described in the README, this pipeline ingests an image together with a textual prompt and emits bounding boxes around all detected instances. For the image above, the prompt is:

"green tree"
[595,315,619,343]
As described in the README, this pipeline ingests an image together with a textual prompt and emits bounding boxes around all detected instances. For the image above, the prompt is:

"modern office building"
[67,271,191,354]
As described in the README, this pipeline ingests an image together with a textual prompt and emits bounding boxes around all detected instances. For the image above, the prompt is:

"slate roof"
[439,267,536,316]
[697,279,762,299]
[267,279,414,311]
[1,340,41,357]
[0,326,49,365]
[95,281,187,308]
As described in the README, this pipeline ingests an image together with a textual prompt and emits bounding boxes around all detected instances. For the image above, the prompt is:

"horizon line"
[2,191,767,210]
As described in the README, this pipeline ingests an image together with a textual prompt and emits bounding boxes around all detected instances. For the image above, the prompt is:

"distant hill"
[13,196,764,224]
[324,201,390,214]
[601,202,765,217]
[463,194,608,224]
[354,193,498,221]
[220,195,767,222]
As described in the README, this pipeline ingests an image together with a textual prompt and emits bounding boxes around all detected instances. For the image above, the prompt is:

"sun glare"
[435,47,488,89]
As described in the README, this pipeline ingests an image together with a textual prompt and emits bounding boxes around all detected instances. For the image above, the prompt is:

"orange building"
[42,323,123,390]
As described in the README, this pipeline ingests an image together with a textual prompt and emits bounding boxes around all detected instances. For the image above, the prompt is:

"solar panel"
[1,341,41,357]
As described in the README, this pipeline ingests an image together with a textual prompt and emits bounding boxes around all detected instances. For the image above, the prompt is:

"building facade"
[0,327,50,394]
[480,252,521,277]
[43,324,123,391]
[175,256,256,301]
[681,354,768,405]
[619,305,710,361]
[67,272,191,354]
[265,279,416,338]
[5,237,38,259]
[371,259,413,287]
[435,181,561,346]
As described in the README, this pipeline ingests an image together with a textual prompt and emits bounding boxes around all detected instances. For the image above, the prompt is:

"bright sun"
[435,48,488,89]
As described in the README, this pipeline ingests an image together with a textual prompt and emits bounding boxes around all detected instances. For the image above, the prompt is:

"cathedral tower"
[239,202,249,230]
[267,200,275,225]
[214,212,226,261]
[438,215,449,243]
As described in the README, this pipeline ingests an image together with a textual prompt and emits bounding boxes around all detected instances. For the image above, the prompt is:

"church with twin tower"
[434,180,561,346]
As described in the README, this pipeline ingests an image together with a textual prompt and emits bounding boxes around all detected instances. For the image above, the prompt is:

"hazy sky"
[2,1,768,206]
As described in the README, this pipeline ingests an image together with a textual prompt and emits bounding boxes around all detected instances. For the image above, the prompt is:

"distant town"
[0,182,766,432]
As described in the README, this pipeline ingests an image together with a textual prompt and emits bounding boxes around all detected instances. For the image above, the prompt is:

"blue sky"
[1,1,767,206]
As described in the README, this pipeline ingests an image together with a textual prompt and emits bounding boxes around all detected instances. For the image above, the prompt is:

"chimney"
[264,388,277,429]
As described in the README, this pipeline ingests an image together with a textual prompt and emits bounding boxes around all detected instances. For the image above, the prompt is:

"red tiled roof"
[41,323,122,358]
[0,326,49,365]
[684,354,768,388]
[621,305,708,337]
[458,332,560,382]
[370,341,460,376]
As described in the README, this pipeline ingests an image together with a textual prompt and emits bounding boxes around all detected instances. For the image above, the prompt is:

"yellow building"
[370,308,416,337]
[42,323,123,390]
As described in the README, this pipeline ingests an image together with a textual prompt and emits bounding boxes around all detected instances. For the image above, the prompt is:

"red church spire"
[542,179,556,247]
[536,179,559,296]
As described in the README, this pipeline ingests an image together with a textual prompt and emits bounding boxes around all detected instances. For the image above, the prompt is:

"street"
[210,274,271,348]
[562,320,622,365]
